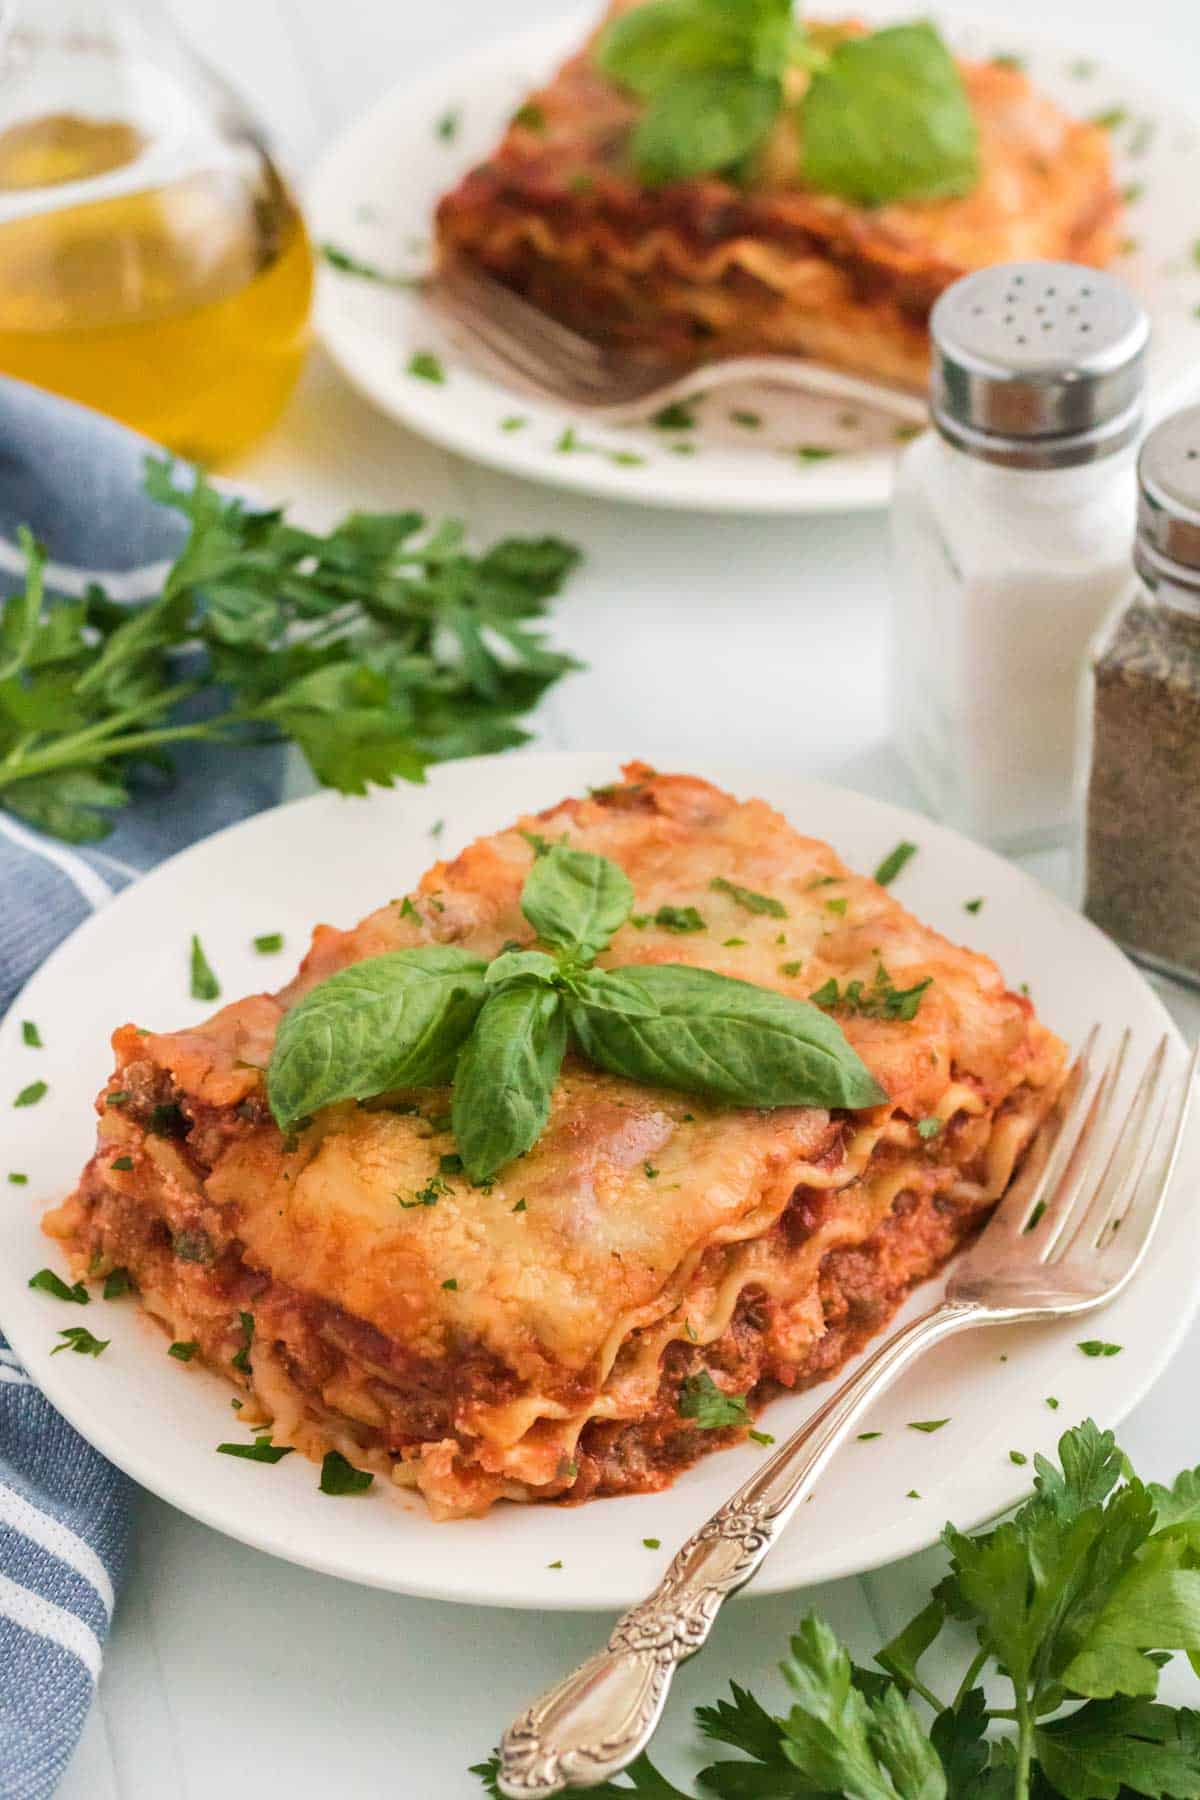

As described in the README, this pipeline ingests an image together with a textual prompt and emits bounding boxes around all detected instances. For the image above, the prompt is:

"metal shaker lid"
[1135,406,1200,588]
[929,261,1148,469]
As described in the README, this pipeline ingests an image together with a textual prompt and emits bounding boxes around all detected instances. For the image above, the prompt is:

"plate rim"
[2,749,1194,1609]
[306,6,1200,518]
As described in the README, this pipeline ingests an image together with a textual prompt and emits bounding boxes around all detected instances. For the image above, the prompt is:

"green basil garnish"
[267,843,884,1182]
[268,946,488,1129]
[452,984,568,1183]
[566,964,885,1111]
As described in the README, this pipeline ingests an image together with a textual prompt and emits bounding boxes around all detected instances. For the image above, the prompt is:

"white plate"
[308,10,1200,516]
[2,751,1195,1609]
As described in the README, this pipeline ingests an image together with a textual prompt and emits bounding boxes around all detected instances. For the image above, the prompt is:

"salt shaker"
[1083,406,1200,986]
[890,261,1147,851]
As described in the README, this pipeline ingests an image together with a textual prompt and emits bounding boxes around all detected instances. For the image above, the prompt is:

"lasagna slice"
[49,768,1065,1519]
[435,5,1120,390]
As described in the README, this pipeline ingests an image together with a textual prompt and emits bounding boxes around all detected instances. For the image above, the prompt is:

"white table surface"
[58,1,1200,1794]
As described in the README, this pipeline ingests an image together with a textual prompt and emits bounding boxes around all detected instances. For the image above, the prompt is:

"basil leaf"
[596,0,790,98]
[452,984,567,1181]
[267,947,488,1129]
[631,69,781,184]
[801,24,979,205]
[567,964,886,1110]
[520,845,634,962]
[485,948,559,988]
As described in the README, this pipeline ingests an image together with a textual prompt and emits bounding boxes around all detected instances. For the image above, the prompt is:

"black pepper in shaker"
[1084,405,1200,984]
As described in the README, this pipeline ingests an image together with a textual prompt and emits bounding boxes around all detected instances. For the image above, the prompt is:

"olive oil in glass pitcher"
[0,0,313,462]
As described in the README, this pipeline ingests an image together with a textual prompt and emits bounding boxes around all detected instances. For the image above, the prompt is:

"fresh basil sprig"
[267,947,488,1126]
[267,843,886,1180]
[595,0,979,205]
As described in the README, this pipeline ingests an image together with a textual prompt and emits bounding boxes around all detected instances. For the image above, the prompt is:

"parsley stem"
[953,1648,988,1712]
[1013,1691,1035,1800]
[0,711,252,791]
[905,1674,947,1715]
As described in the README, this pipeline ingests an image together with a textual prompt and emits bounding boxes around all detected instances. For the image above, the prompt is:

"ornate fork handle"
[497,1298,981,1798]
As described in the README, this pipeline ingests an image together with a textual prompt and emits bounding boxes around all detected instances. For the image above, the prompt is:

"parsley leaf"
[14,1080,47,1107]
[51,1326,109,1357]
[168,1340,200,1361]
[29,1268,88,1303]
[217,1438,293,1464]
[21,1020,42,1047]
[874,841,918,886]
[319,1450,375,1495]
[678,1369,749,1430]
[0,463,581,845]
[709,875,788,917]
[189,933,220,1002]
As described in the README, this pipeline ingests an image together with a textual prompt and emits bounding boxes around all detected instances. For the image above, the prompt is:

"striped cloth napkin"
[0,377,287,1797]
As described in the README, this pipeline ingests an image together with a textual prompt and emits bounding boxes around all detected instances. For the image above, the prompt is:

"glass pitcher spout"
[0,0,313,462]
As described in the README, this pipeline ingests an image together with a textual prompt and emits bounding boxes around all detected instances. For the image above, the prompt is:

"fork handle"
[497,1298,980,1798]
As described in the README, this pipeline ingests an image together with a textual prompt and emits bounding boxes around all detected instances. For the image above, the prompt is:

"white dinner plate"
[308,8,1200,515]
[2,751,1196,1609]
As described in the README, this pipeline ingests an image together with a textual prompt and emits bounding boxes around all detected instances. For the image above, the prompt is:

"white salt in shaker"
[890,261,1147,852]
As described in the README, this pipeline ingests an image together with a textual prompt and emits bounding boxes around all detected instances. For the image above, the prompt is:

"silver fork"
[497,1027,1197,1799]
[424,258,928,427]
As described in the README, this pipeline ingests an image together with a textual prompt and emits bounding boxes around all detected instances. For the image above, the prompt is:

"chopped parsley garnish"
[398,896,422,924]
[1090,105,1128,130]
[169,1340,200,1361]
[748,1429,775,1447]
[644,1162,659,1180]
[679,1370,750,1430]
[171,1230,212,1264]
[320,1450,375,1494]
[318,243,410,285]
[8,1172,27,1184]
[780,961,803,977]
[217,1438,293,1464]
[1047,1396,1060,1409]
[398,1175,450,1209]
[652,401,697,430]
[253,933,284,954]
[643,1537,661,1549]
[547,1560,563,1569]
[1024,1200,1047,1233]
[407,350,446,384]
[102,1268,132,1300]
[436,109,459,141]
[512,1199,527,1213]
[520,829,557,856]
[439,1153,464,1176]
[500,415,527,432]
[809,961,931,1023]
[106,1090,128,1106]
[650,904,706,933]
[906,1488,920,1499]
[730,409,761,428]
[52,1326,109,1358]
[709,875,787,918]
[965,897,984,914]
[915,1117,942,1140]
[189,934,220,1002]
[723,937,746,947]
[14,1080,47,1108]
[29,1268,88,1304]
[111,1156,134,1172]
[1010,1450,1028,1466]
[857,1431,883,1441]
[909,1418,950,1433]
[442,1278,459,1291]
[873,840,918,886]
[149,1102,186,1137]
[825,897,848,917]
[21,1020,41,1048]
[511,102,546,131]
[231,1311,254,1373]
[1079,1340,1123,1358]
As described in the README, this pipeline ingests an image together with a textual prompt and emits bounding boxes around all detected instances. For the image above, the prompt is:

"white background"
[59,1,1200,1795]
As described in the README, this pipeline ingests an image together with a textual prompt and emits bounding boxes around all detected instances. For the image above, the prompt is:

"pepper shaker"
[890,261,1148,852]
[1083,406,1200,986]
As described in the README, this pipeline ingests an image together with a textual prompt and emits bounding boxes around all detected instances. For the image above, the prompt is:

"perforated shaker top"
[929,262,1148,468]
[1136,405,1200,586]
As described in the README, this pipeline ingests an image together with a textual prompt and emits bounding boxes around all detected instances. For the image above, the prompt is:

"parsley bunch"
[267,842,885,1180]
[0,460,581,845]
[474,1421,1200,1798]
[595,0,979,205]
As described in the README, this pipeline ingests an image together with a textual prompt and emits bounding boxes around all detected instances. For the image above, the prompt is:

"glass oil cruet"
[0,0,313,463]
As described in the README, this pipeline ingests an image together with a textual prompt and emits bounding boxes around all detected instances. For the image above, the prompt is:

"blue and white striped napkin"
[0,376,288,1797]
